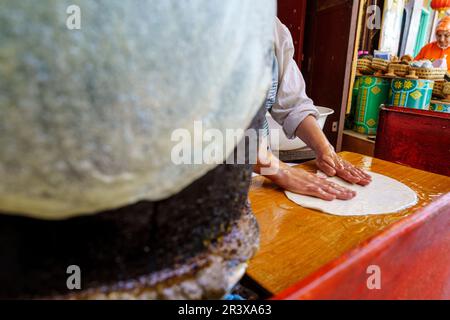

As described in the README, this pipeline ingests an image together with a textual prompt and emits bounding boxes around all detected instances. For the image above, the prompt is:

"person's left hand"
[316,145,372,186]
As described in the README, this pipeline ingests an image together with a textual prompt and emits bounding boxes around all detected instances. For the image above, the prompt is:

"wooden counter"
[246,152,450,297]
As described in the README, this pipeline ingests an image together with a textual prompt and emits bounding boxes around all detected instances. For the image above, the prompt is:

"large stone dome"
[0,0,275,219]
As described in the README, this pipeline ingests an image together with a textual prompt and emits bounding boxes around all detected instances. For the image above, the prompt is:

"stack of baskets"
[371,58,389,73]
[357,54,447,80]
[433,80,446,98]
[409,67,447,80]
[442,82,450,96]
[357,58,374,75]
[387,63,410,77]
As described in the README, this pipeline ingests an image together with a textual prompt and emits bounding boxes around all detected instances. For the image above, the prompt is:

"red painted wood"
[277,0,307,69]
[302,0,355,147]
[375,107,450,177]
[274,193,450,300]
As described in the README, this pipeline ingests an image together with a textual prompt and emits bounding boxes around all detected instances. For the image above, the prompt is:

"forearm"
[254,141,357,200]
[295,115,333,156]
[255,115,331,179]
[254,146,290,184]
[295,115,372,185]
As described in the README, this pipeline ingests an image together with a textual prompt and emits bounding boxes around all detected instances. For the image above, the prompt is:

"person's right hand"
[272,165,356,201]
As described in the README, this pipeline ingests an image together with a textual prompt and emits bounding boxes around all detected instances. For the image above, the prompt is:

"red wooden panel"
[274,193,450,300]
[375,107,450,177]
[277,0,307,69]
[302,0,355,147]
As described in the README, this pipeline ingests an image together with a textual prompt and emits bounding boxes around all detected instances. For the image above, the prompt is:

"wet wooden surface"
[246,152,450,295]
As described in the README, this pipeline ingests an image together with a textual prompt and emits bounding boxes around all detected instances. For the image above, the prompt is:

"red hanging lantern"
[431,0,450,11]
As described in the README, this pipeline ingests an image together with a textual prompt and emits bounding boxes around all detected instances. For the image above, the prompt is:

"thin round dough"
[285,172,418,216]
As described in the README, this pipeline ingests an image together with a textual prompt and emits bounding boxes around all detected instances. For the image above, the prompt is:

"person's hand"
[294,116,371,186]
[316,145,372,186]
[271,165,356,201]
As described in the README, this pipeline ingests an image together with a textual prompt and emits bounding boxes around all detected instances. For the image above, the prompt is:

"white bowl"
[267,106,334,151]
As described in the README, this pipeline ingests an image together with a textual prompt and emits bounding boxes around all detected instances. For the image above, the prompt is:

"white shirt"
[271,18,320,139]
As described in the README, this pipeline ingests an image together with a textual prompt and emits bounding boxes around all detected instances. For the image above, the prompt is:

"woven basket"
[388,63,410,77]
[443,82,450,95]
[357,59,374,75]
[371,58,389,72]
[410,67,446,80]
[433,81,446,98]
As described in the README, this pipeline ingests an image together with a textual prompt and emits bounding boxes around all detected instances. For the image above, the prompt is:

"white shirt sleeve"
[271,18,320,139]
